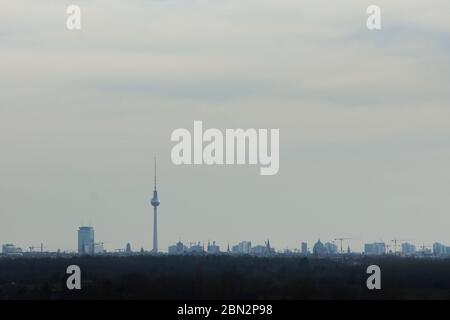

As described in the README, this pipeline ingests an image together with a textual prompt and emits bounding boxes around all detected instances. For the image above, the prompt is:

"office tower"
[432,242,450,256]
[301,242,308,255]
[78,226,95,255]
[151,158,161,253]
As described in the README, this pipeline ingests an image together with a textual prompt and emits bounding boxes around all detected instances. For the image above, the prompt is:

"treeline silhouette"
[1,255,450,300]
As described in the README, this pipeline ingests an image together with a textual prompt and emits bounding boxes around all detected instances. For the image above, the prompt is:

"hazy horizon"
[1,0,450,253]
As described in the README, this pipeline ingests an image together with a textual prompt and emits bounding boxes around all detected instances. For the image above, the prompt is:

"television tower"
[151,157,160,253]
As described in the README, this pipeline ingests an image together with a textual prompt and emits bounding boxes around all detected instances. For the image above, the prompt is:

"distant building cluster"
[231,241,252,254]
[312,240,339,255]
[3,226,450,260]
[1,244,23,256]
[362,241,450,257]
[364,242,387,256]
[168,240,275,256]
[163,238,450,259]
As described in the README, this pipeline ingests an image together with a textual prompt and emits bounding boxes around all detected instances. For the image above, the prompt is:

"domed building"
[313,239,327,255]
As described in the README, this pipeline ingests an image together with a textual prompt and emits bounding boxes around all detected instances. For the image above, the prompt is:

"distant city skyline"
[4,223,450,256]
[4,230,450,259]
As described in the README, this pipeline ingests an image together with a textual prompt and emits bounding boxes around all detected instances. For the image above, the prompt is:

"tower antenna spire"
[154,156,157,191]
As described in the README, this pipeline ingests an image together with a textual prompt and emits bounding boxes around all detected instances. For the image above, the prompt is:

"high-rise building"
[433,242,450,256]
[78,226,95,255]
[151,158,161,253]
[301,242,308,255]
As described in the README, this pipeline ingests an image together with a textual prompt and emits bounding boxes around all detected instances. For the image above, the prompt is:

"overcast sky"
[1,0,450,252]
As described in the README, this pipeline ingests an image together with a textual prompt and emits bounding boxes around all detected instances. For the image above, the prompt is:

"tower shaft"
[153,206,158,252]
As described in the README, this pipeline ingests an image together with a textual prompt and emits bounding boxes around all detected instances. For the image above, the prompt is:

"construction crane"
[334,238,359,254]
[390,239,411,255]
